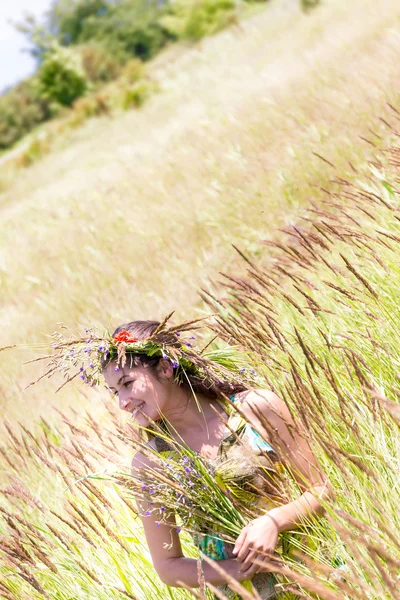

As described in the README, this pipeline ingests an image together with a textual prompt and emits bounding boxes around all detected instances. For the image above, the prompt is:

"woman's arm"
[232,389,329,573]
[150,555,254,588]
[266,487,326,532]
[239,388,327,494]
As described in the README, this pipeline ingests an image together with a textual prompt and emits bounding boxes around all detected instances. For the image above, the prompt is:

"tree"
[77,1,171,61]
[15,0,171,65]
[48,0,109,46]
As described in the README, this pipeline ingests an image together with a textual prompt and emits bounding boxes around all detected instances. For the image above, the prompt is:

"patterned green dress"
[154,396,291,600]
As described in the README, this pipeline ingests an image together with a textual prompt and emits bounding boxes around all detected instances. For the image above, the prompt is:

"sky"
[0,0,52,92]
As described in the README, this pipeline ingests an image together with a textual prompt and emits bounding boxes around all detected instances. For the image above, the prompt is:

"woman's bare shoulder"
[234,388,287,419]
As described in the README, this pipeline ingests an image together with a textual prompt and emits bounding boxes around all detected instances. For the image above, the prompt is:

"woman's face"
[103,360,173,426]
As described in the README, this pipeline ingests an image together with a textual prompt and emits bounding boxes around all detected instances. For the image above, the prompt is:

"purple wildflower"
[176,527,181,533]
[160,507,165,512]
[145,510,151,516]
[141,485,147,491]
[156,522,160,527]
[114,366,119,372]
[172,361,179,369]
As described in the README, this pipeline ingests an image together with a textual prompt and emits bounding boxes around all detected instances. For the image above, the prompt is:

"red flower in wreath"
[113,330,138,344]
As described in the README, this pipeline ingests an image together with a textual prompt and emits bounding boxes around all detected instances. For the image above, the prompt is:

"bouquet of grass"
[122,431,308,541]
[105,426,321,599]
[112,430,251,544]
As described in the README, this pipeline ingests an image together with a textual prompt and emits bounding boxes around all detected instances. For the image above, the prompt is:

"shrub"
[300,0,320,11]
[78,42,122,83]
[0,78,50,149]
[121,80,154,110]
[38,43,88,107]
[70,94,110,127]
[121,58,145,84]
[160,0,237,41]
[14,134,51,168]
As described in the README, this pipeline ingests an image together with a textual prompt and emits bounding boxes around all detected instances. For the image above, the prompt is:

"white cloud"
[0,0,52,91]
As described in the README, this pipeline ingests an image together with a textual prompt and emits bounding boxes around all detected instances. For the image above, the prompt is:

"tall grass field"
[1,0,400,598]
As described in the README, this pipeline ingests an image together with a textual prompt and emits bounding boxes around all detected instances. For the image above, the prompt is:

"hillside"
[1,0,400,422]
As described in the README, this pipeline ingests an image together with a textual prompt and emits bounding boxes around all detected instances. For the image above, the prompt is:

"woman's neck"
[161,386,225,441]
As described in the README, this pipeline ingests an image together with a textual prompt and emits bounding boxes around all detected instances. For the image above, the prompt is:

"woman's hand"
[232,514,279,575]
[211,557,262,583]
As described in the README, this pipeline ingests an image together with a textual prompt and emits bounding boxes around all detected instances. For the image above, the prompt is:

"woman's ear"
[156,359,174,380]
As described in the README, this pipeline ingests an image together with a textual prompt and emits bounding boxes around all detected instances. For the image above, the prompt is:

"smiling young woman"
[100,320,328,600]
[20,315,327,599]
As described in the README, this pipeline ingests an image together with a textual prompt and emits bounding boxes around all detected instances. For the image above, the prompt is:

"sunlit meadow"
[1,0,400,598]
[2,0,400,421]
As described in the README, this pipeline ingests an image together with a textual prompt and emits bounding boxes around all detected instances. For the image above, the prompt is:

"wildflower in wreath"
[113,330,138,344]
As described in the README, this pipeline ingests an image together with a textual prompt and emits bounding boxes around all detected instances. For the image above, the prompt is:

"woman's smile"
[131,402,145,418]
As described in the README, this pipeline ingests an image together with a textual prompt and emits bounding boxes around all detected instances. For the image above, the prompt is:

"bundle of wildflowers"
[113,441,249,542]
[22,313,261,394]
[110,431,286,549]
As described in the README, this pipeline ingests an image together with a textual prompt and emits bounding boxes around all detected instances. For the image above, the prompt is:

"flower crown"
[26,313,259,393]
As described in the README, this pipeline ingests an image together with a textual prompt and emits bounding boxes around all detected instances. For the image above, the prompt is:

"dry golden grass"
[1,0,400,423]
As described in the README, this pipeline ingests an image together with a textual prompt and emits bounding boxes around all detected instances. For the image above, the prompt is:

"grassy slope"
[1,0,400,422]
[1,4,400,599]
